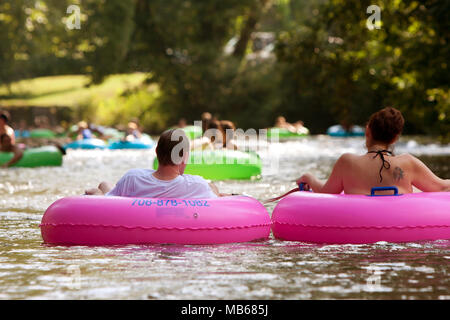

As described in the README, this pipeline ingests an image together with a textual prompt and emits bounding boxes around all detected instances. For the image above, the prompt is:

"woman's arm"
[410,155,450,192]
[296,154,348,194]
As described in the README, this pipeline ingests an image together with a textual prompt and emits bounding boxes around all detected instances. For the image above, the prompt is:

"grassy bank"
[0,73,148,107]
[0,73,169,133]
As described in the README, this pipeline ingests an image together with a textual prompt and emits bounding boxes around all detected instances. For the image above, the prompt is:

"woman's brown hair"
[220,120,235,147]
[205,119,224,144]
[368,107,405,144]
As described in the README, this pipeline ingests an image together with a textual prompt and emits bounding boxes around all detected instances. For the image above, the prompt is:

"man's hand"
[209,182,221,197]
[84,188,103,195]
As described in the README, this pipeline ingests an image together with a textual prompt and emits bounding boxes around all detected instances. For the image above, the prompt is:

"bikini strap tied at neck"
[368,149,393,183]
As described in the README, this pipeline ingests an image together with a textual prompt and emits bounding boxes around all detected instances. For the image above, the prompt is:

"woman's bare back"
[341,153,414,194]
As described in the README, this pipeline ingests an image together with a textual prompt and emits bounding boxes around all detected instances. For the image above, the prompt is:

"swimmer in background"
[89,123,106,139]
[190,119,224,150]
[85,129,229,198]
[124,121,142,141]
[274,116,297,133]
[76,121,93,140]
[177,118,187,128]
[190,113,212,150]
[296,107,450,194]
[0,111,16,146]
[0,134,23,168]
[293,120,309,135]
[34,115,51,129]
[15,119,30,138]
[201,112,212,133]
[340,118,353,133]
[220,120,238,150]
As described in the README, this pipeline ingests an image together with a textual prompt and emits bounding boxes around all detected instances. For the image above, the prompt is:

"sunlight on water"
[0,136,449,299]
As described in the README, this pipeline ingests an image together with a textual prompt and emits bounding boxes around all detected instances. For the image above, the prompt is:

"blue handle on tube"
[370,186,399,196]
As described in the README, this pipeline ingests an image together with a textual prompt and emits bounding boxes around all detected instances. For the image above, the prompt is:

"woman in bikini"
[296,107,450,194]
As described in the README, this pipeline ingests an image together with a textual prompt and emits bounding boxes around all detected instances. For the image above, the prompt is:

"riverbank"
[0,73,164,133]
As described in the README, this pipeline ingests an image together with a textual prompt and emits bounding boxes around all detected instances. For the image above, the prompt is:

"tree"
[275,0,449,138]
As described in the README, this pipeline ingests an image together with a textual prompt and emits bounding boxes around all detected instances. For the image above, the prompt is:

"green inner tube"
[0,146,63,168]
[29,129,56,138]
[266,127,308,138]
[168,126,203,140]
[153,150,261,180]
[182,126,203,140]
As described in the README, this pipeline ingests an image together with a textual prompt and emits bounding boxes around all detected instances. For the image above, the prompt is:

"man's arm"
[1,147,23,168]
[209,182,232,197]
[85,181,114,195]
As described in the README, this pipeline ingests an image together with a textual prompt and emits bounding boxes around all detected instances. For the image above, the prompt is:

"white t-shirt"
[106,169,217,199]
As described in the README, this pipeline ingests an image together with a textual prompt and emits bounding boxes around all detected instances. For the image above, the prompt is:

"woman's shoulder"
[394,152,418,163]
[394,153,425,170]
[337,152,358,163]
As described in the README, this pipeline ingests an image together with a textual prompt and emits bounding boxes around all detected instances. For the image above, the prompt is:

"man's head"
[77,121,88,129]
[156,129,190,173]
[201,112,212,133]
[201,112,212,121]
[275,116,286,125]
[178,118,187,128]
[127,122,138,130]
[0,111,10,126]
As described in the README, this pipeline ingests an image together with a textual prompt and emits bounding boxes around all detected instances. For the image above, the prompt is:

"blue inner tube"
[108,139,154,149]
[327,125,365,137]
[108,135,155,149]
[64,138,107,150]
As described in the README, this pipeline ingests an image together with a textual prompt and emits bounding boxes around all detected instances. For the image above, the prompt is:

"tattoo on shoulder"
[393,167,404,181]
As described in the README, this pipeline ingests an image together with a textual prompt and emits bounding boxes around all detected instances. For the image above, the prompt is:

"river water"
[0,135,449,299]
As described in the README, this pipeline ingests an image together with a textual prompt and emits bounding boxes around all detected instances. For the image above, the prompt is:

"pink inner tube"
[272,191,450,244]
[40,195,271,245]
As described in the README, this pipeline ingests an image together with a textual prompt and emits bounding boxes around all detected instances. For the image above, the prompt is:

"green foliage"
[95,83,167,132]
[0,0,448,139]
[275,0,449,137]
[127,0,263,127]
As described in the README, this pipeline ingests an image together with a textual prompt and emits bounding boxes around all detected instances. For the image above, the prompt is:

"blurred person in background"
[0,111,16,146]
[0,134,23,168]
[76,121,93,140]
[220,120,238,150]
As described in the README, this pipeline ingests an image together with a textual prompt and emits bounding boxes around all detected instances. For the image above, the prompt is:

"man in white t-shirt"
[85,128,221,198]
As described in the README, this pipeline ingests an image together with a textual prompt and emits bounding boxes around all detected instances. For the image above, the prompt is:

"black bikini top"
[367,149,393,183]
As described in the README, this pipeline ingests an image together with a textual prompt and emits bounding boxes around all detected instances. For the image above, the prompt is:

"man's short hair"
[156,129,190,166]
[0,111,10,123]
